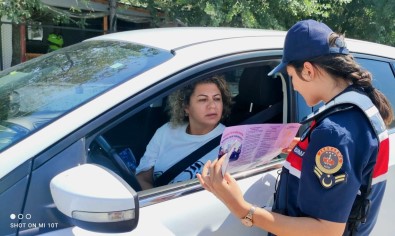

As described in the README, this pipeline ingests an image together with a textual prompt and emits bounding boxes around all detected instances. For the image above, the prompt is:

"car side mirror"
[50,164,139,233]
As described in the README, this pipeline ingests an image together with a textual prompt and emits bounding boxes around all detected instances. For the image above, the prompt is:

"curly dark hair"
[167,74,233,127]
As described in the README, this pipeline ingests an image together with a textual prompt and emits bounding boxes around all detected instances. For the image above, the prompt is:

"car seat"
[226,65,283,126]
[103,98,169,164]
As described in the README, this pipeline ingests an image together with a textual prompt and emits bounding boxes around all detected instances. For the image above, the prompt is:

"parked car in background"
[0,27,394,236]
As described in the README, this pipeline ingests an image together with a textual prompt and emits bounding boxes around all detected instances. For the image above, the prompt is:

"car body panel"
[88,27,286,51]
[371,164,395,235]
[41,165,279,236]
[89,27,395,60]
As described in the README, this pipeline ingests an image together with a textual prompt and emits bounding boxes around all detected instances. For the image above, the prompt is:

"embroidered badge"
[314,146,347,188]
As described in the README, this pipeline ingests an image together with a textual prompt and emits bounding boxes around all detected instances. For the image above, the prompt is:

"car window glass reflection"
[0,41,172,152]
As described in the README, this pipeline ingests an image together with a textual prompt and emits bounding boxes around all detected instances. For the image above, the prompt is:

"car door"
[82,58,287,235]
[355,56,395,236]
[40,51,288,235]
[1,48,288,236]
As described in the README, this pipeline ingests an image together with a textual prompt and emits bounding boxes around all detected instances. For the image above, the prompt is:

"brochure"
[218,123,301,175]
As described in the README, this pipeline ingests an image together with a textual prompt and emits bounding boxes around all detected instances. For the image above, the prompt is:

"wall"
[1,17,12,70]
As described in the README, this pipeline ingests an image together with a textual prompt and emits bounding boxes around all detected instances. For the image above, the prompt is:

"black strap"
[154,134,222,187]
[345,156,375,236]
[242,101,282,125]
[301,104,354,125]
[301,104,355,142]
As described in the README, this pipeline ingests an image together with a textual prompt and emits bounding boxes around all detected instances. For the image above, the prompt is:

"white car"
[0,27,394,236]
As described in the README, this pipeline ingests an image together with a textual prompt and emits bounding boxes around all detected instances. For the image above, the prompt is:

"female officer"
[197,19,393,236]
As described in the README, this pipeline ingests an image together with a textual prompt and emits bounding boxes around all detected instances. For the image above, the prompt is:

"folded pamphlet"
[219,123,301,175]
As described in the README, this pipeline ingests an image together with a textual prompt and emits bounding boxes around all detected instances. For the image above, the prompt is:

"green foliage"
[324,0,395,46]
[0,0,89,25]
[137,0,393,46]
[120,0,356,30]
[0,0,44,23]
[3,0,395,46]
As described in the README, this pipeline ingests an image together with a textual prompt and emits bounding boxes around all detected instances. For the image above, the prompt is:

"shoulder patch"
[315,146,343,174]
[314,146,347,188]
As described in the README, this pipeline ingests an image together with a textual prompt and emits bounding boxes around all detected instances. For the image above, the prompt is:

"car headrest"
[238,65,283,110]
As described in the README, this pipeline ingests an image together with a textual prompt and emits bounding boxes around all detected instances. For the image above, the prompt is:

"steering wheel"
[95,135,142,191]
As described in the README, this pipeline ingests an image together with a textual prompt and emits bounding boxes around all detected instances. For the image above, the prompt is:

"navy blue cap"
[268,19,349,76]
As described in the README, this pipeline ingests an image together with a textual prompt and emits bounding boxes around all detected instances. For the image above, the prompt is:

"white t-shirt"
[136,122,225,184]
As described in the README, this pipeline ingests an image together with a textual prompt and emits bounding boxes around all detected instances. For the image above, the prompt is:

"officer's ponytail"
[346,67,394,127]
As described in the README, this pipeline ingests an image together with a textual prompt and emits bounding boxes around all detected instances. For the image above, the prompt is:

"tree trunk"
[11,24,21,66]
[109,0,117,32]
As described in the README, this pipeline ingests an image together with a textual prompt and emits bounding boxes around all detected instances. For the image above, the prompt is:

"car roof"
[89,27,395,60]
[87,27,286,51]
[345,38,395,60]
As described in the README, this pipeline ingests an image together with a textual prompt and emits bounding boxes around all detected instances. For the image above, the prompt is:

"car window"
[0,41,173,152]
[356,58,395,128]
[87,62,285,192]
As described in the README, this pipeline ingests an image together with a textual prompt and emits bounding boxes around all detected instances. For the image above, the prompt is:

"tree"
[121,0,395,46]
[324,0,395,46]
[0,0,44,24]
[1,0,394,66]
[0,0,87,66]
[1,0,41,65]
[121,1,350,28]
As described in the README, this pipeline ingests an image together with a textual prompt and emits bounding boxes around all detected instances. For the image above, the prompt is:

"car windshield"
[0,40,173,152]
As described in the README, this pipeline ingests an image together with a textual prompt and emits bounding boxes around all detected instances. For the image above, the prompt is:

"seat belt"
[242,101,282,124]
[154,135,222,187]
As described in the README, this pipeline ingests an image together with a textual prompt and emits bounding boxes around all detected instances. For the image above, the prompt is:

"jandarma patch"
[314,146,347,188]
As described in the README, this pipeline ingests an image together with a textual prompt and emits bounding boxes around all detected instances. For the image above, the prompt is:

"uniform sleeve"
[135,125,163,174]
[298,122,361,223]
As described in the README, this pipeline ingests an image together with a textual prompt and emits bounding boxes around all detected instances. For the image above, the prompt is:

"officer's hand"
[282,137,300,154]
[197,155,245,213]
